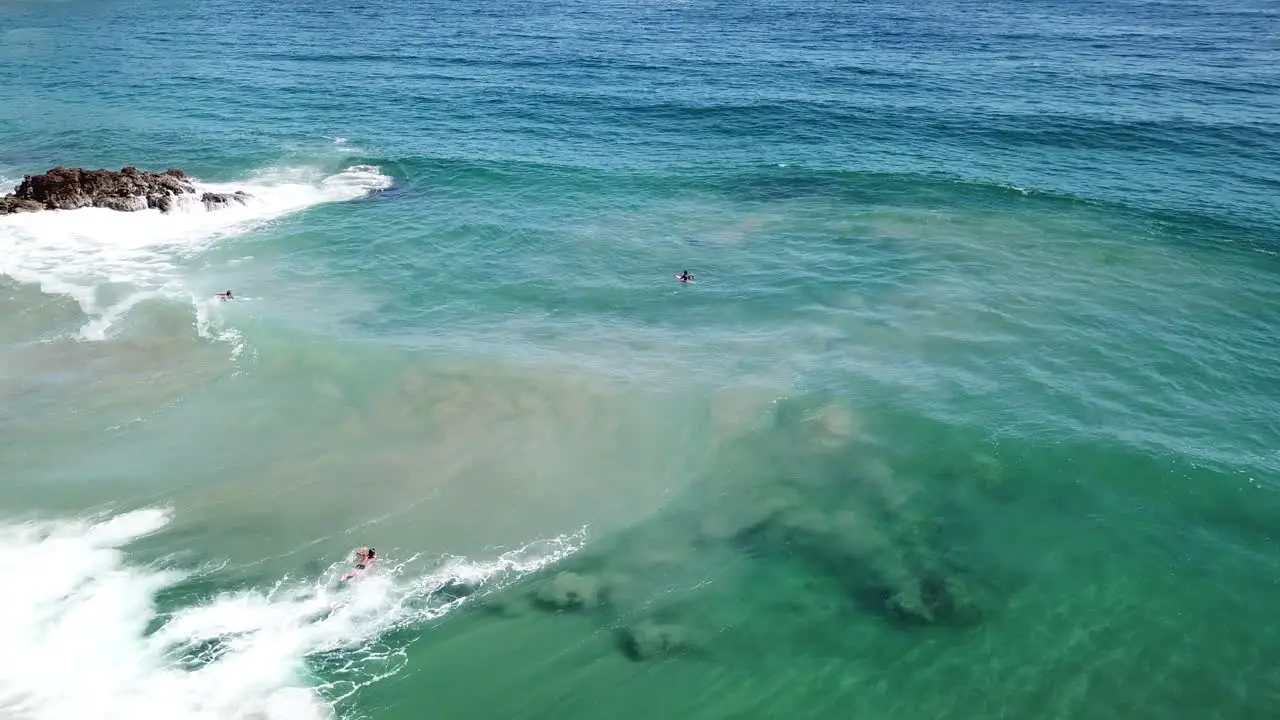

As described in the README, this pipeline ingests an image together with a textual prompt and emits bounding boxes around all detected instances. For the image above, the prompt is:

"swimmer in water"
[677,270,694,282]
[218,291,233,300]
[342,547,376,581]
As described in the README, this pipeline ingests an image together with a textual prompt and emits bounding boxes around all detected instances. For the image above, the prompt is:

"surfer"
[342,547,376,581]
[677,270,694,282]
[218,291,233,300]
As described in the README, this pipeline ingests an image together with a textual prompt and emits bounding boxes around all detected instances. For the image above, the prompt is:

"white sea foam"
[0,164,392,343]
[0,508,584,720]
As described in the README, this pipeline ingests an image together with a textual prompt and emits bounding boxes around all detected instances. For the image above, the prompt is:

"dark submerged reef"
[496,396,1019,662]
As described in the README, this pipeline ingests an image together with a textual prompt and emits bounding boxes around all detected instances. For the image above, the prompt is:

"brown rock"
[0,197,44,215]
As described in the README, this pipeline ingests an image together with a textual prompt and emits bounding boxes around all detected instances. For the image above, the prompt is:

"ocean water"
[2,0,1279,717]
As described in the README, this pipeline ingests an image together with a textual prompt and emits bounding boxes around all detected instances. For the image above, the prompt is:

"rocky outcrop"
[0,166,250,215]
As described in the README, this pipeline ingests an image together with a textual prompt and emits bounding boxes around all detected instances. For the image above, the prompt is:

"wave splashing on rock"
[1,166,253,215]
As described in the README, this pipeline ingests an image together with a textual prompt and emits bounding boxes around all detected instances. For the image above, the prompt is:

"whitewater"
[0,508,586,720]
[0,164,392,345]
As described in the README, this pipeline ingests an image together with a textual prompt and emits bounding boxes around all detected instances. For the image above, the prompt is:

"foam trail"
[78,288,172,341]
[193,294,247,359]
[0,164,393,342]
[0,508,585,720]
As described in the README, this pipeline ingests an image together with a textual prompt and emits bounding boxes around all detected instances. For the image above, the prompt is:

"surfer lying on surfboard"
[341,547,376,581]
[676,270,695,283]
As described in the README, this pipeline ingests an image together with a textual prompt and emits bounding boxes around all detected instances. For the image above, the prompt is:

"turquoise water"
[2,0,1280,717]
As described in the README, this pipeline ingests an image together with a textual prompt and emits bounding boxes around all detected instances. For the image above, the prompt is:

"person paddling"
[676,270,694,283]
[217,290,233,300]
[342,547,376,581]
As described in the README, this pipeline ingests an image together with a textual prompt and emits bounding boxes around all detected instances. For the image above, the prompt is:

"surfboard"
[675,275,695,283]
